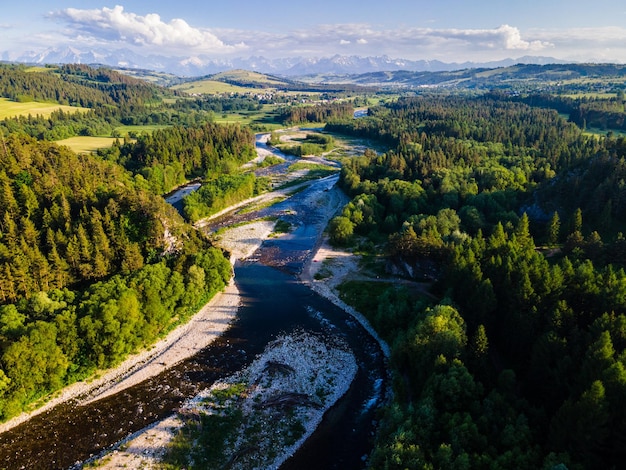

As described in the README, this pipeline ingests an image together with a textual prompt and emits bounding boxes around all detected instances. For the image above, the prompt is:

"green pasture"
[172,69,294,95]
[210,69,288,86]
[55,136,117,154]
[23,66,52,73]
[583,127,626,138]
[0,98,88,119]
[172,80,259,95]
[211,106,283,131]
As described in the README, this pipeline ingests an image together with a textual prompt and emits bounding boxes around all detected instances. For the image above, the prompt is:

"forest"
[99,123,258,194]
[326,94,626,469]
[3,59,626,467]
[278,101,354,124]
[0,65,263,420]
[0,132,237,419]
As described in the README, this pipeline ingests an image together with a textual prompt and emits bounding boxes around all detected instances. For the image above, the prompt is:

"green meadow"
[55,136,117,154]
[172,80,256,95]
[0,98,88,119]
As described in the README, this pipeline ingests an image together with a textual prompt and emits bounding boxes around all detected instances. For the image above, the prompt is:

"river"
[0,134,388,469]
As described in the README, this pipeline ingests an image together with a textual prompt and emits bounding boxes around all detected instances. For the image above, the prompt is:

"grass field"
[172,80,258,95]
[172,70,294,95]
[55,136,117,154]
[210,70,289,86]
[0,98,88,119]
[209,105,283,131]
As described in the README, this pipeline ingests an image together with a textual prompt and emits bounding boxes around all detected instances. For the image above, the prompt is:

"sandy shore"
[94,331,357,470]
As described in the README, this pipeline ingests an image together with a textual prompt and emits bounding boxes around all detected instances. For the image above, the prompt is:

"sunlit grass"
[172,80,260,95]
[583,127,626,138]
[55,136,117,153]
[0,98,88,119]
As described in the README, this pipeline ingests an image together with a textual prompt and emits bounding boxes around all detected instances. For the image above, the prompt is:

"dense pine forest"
[326,95,626,469]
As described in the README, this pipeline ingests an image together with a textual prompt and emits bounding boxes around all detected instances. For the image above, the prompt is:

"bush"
[328,216,354,245]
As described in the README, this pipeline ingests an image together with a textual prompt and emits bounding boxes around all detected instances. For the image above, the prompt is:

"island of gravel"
[166,331,356,469]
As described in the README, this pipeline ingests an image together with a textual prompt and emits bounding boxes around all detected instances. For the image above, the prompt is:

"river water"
[0,137,388,469]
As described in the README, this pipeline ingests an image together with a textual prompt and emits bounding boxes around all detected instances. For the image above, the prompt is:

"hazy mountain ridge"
[5,45,569,76]
[307,63,626,89]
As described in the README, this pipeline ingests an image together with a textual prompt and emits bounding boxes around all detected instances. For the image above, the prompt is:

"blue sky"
[2,1,626,63]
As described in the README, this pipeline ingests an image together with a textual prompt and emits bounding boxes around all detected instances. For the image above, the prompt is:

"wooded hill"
[0,63,170,107]
[307,62,626,92]
[178,68,377,93]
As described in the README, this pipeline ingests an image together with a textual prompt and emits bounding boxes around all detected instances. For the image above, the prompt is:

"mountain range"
[3,46,568,77]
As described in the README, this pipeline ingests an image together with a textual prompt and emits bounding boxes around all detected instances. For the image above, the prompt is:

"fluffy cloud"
[44,6,624,63]
[212,23,551,60]
[52,5,243,54]
[527,26,626,62]
[434,24,551,51]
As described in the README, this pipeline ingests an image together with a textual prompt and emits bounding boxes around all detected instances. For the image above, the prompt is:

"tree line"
[278,102,354,124]
[99,122,257,194]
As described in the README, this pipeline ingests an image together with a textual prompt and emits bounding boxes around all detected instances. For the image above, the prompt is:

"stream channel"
[0,135,388,469]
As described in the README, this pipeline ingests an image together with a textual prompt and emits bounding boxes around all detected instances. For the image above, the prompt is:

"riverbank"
[0,268,242,436]
[304,239,391,359]
[0,180,386,470]
[84,192,355,468]
[0,218,277,438]
[94,331,357,470]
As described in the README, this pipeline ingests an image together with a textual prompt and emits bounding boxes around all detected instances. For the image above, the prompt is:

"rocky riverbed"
[0,132,388,469]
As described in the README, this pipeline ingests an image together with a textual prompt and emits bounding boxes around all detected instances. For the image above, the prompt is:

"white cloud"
[35,8,626,63]
[215,23,552,60]
[525,26,626,62]
[419,24,551,52]
[52,5,244,54]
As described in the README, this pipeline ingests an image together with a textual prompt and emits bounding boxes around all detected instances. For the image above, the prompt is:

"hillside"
[298,63,626,93]
[174,69,376,94]
[0,64,247,421]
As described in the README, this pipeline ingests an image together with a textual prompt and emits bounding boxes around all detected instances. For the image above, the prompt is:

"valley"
[1,59,626,469]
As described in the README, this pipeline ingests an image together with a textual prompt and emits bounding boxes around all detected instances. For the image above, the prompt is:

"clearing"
[0,97,88,119]
[55,136,117,153]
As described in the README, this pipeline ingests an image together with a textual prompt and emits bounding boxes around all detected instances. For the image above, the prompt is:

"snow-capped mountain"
[6,46,568,77]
